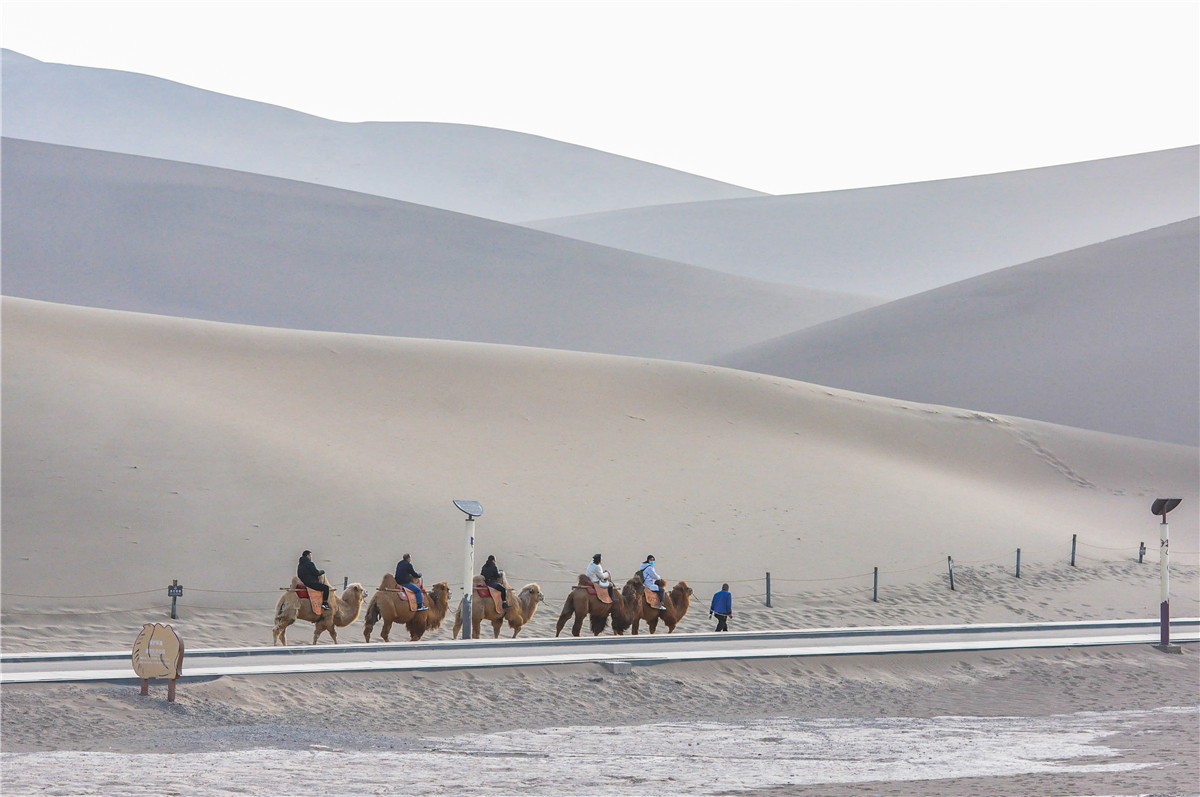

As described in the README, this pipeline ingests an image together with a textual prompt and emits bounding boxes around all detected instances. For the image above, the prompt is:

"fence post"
[947,556,955,591]
[167,579,182,619]
[872,567,879,602]
[765,572,772,608]
[1070,534,1077,567]
[1139,542,1146,564]
[343,576,348,591]
[1015,548,1021,578]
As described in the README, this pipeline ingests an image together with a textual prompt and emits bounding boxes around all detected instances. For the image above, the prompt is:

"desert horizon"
[2,41,1197,797]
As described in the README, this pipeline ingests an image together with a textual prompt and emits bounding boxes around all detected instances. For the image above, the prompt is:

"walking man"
[710,583,733,631]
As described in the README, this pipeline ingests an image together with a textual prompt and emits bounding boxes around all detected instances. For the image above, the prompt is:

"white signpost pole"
[462,515,475,640]
[453,501,482,641]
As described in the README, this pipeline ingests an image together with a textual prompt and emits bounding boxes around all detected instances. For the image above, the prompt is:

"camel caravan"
[273,550,690,645]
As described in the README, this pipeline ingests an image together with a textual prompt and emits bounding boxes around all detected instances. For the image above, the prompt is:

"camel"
[272,577,366,645]
[362,575,451,642]
[452,575,544,639]
[555,574,632,637]
[612,574,693,635]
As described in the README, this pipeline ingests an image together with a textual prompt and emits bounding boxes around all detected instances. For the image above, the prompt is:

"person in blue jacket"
[710,583,733,631]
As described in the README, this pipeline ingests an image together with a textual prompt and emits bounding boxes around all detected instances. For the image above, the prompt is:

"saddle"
[643,585,666,610]
[397,581,423,612]
[575,576,613,604]
[472,577,506,613]
[292,576,326,616]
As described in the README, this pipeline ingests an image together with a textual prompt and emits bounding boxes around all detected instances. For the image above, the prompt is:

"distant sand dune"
[1,137,875,363]
[527,147,1199,297]
[0,49,764,222]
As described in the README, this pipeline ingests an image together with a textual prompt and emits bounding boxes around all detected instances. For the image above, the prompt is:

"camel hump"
[289,576,302,588]
[576,574,591,587]
[471,574,486,587]
[380,573,398,589]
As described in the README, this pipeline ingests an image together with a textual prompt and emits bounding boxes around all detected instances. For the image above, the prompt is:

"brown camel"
[555,575,632,637]
[272,577,366,645]
[612,575,693,635]
[362,575,451,642]
[452,576,544,638]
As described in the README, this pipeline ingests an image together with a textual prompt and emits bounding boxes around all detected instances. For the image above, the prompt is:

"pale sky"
[2,1,1197,195]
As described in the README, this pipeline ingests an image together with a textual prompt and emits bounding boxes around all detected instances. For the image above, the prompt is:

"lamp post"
[453,500,482,640]
[1151,498,1182,653]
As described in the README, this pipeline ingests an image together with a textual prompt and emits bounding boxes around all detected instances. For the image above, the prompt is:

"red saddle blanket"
[643,586,664,610]
[294,584,324,616]
[474,584,505,612]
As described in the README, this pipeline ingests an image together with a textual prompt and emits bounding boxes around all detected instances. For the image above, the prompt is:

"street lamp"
[1151,498,1182,653]
[453,501,483,640]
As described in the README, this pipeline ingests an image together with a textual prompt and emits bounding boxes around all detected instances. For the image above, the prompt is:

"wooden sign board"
[132,623,184,701]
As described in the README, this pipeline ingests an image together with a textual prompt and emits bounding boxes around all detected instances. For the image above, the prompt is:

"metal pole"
[1139,541,1146,564]
[1160,516,1170,647]
[872,567,878,602]
[947,556,955,591]
[1015,548,1021,579]
[343,576,348,591]
[170,579,178,619]
[1070,533,1077,566]
[461,516,476,639]
[765,572,771,608]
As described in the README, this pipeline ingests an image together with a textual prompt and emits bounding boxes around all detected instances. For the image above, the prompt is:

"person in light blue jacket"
[639,555,666,611]
[710,584,733,631]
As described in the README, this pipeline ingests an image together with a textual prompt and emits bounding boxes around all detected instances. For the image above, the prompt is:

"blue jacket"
[710,589,733,616]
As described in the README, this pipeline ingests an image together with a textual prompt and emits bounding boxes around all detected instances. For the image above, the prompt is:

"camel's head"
[674,580,693,597]
[521,584,545,604]
[429,581,452,602]
[344,583,366,600]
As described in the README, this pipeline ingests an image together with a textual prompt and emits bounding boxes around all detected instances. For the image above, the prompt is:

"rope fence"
[2,535,1195,617]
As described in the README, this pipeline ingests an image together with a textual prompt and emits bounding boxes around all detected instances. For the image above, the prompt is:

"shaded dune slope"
[717,220,1200,446]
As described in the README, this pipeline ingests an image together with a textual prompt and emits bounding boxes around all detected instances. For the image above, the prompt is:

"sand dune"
[0,49,764,222]
[4,296,1195,622]
[717,220,1200,446]
[527,147,1199,298]
[1,138,875,363]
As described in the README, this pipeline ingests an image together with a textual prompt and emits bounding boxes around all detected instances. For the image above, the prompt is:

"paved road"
[3,618,1196,684]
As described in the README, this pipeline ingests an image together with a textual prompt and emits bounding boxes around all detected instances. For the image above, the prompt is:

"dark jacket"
[395,559,421,584]
[481,560,501,584]
[297,557,324,588]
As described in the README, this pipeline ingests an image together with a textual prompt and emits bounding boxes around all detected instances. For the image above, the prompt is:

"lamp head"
[1151,498,1182,517]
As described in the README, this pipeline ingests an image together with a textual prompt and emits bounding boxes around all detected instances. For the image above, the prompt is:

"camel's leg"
[328,626,338,644]
[273,614,294,646]
[382,618,394,643]
[491,618,503,639]
[555,599,574,637]
[646,615,658,634]
[472,616,483,639]
[572,611,586,637]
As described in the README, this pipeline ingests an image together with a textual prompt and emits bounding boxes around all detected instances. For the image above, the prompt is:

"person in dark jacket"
[480,554,509,609]
[394,553,427,610]
[297,550,331,610]
[710,583,733,631]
